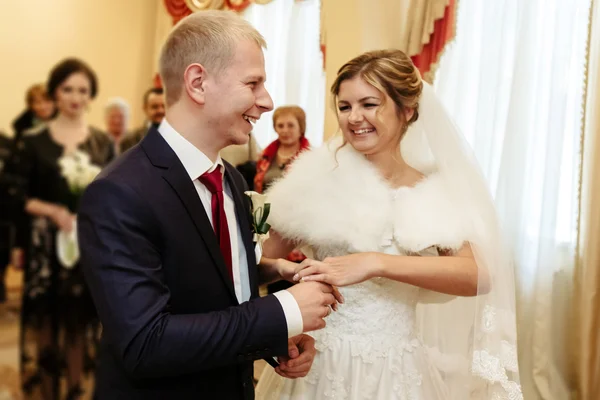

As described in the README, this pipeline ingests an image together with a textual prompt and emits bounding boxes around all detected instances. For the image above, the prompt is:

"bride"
[256,49,522,399]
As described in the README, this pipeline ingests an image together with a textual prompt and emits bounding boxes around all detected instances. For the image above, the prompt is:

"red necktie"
[199,166,233,282]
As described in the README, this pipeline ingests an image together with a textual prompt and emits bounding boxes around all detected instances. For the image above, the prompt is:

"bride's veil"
[403,82,522,399]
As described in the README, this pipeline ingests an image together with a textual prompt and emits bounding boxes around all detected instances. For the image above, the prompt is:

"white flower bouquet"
[58,150,101,197]
[56,150,101,269]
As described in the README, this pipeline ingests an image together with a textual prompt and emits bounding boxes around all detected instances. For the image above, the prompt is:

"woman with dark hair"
[11,83,55,139]
[17,58,114,400]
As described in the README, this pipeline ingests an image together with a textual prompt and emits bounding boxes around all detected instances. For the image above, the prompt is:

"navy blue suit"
[78,128,288,399]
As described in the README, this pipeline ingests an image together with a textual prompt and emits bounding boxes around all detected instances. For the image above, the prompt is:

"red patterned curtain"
[411,0,456,79]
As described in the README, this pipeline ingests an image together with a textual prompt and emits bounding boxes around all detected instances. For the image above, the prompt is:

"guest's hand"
[275,334,316,379]
[51,206,75,233]
[293,253,381,287]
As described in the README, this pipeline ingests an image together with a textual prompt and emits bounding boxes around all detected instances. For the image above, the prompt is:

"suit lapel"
[142,129,238,302]
[162,165,238,303]
[225,165,259,299]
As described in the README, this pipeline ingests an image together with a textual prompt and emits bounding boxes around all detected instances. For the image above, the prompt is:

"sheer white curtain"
[242,0,325,147]
[434,0,591,398]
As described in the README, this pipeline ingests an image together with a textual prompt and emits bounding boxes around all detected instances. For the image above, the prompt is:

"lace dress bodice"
[283,243,441,399]
[314,277,421,362]
[307,239,435,364]
[327,278,419,338]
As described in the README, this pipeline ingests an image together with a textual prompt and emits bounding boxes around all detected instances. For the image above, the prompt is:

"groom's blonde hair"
[159,10,266,106]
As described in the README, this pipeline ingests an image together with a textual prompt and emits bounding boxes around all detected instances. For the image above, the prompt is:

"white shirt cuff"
[273,290,303,338]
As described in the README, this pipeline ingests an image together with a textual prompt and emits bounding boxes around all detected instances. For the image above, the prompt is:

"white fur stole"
[265,140,472,255]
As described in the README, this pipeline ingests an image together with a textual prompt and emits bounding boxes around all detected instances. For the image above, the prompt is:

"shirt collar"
[158,118,224,180]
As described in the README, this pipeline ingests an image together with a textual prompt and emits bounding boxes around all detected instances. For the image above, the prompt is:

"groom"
[78,10,338,400]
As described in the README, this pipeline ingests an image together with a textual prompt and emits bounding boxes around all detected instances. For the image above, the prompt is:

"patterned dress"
[18,127,113,399]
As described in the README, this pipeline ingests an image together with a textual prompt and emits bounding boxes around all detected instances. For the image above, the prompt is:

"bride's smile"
[336,75,414,157]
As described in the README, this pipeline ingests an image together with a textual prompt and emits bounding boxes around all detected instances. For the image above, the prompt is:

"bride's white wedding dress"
[257,248,452,400]
[257,82,522,399]
[255,139,520,399]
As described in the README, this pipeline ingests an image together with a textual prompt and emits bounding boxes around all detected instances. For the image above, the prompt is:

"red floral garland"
[163,0,258,21]
[163,0,193,24]
[225,0,252,13]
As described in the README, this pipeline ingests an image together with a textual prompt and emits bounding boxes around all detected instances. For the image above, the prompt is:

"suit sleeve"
[78,178,289,379]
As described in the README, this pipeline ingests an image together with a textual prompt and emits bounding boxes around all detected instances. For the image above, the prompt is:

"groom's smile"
[243,114,258,126]
[204,38,273,146]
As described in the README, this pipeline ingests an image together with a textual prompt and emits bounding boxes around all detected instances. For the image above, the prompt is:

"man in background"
[104,97,130,155]
[120,87,165,152]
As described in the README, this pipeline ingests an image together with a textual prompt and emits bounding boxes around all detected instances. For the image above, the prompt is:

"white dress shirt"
[159,119,302,337]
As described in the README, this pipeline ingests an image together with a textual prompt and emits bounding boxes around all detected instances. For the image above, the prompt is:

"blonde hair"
[159,10,266,106]
[331,49,423,125]
[273,106,307,136]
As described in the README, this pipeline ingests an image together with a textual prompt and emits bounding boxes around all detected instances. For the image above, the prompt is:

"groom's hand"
[275,334,316,379]
[286,281,343,332]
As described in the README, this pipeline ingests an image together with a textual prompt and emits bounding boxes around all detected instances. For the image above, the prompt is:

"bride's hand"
[292,253,381,287]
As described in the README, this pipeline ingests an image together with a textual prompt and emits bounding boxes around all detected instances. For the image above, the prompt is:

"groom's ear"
[183,63,207,106]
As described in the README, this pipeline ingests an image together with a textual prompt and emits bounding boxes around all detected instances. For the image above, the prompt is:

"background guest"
[17,58,114,400]
[104,97,130,155]
[254,105,310,193]
[254,105,310,293]
[119,87,165,152]
[0,131,28,306]
[11,84,55,139]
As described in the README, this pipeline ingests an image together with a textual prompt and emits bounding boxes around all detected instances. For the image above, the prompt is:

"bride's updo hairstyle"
[331,49,423,132]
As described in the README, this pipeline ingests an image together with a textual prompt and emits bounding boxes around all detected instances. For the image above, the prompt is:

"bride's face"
[337,76,412,156]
